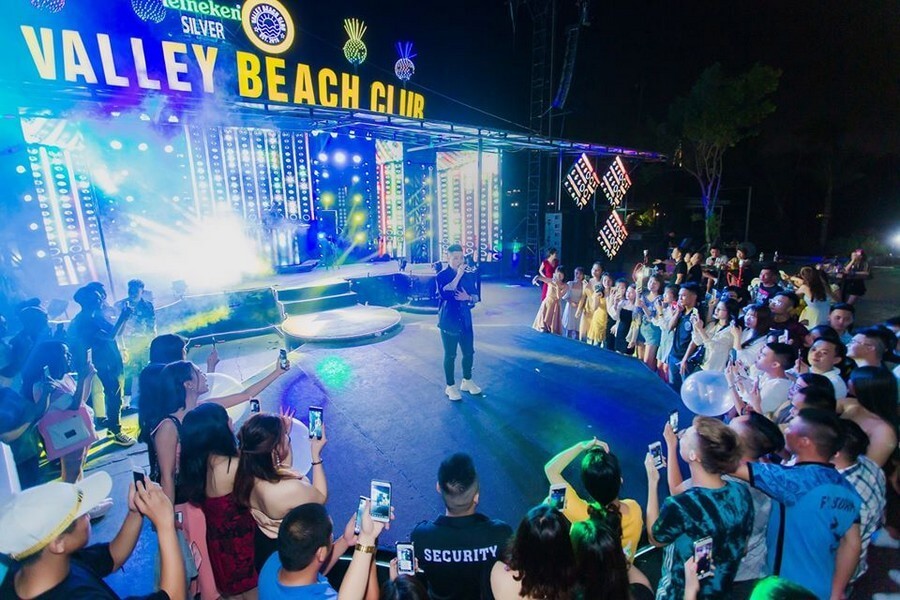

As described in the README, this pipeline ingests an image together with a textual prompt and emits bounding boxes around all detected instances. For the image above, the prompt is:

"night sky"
[3,0,898,255]
[299,0,899,253]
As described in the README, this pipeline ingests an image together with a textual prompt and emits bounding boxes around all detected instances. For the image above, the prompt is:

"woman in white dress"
[790,266,836,327]
[689,299,741,372]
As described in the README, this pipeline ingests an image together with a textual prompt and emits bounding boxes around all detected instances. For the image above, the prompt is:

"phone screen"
[548,484,566,510]
[308,407,323,439]
[132,470,146,486]
[249,398,260,413]
[649,442,664,469]
[42,365,51,380]
[396,542,415,575]
[694,537,713,579]
[669,410,679,433]
[370,480,391,522]
[354,496,367,535]
[279,349,288,369]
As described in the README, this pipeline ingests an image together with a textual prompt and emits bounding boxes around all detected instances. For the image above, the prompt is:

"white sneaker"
[460,379,482,394]
[89,498,114,521]
[445,385,462,401]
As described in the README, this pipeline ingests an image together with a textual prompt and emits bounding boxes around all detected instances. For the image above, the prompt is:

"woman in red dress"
[540,248,559,301]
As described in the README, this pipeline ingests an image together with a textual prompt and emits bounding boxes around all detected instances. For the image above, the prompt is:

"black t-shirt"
[670,312,700,360]
[411,513,513,600]
[436,267,477,335]
[673,261,688,283]
[0,543,169,600]
[687,264,703,285]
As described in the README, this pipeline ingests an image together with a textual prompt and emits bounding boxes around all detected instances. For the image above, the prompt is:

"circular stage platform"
[281,305,402,343]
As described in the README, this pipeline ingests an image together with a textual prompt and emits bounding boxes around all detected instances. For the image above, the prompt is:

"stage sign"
[597,210,628,259]
[600,156,632,208]
[4,4,427,119]
[563,153,599,209]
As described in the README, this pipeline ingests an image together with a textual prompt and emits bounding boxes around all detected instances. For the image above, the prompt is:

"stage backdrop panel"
[436,151,501,262]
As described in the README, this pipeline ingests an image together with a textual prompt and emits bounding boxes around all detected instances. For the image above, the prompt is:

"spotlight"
[351,175,360,184]
[352,154,362,164]
[138,143,149,151]
[164,145,174,153]
[139,113,151,121]
[36,250,47,258]
[28,223,39,231]
[168,115,179,123]
[15,165,26,174]
[311,129,322,136]
[110,140,123,150]
[317,152,328,162]
[322,171,330,179]
[330,132,338,138]
[333,151,347,166]
[348,131,356,139]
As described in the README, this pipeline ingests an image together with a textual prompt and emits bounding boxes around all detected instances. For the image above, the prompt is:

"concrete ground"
[17,267,900,597]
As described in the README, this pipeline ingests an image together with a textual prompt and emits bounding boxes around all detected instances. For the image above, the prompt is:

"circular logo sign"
[242,0,295,54]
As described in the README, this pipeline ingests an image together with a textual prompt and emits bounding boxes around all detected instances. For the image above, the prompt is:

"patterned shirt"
[653,481,754,599]
[749,461,861,600]
[839,456,886,582]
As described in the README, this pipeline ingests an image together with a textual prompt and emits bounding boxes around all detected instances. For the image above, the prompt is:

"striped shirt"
[839,455,886,582]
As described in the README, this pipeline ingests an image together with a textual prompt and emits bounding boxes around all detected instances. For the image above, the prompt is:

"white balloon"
[680,370,733,417]
[198,372,247,423]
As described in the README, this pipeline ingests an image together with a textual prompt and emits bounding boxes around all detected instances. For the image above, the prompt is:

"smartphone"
[43,365,51,380]
[693,537,713,579]
[132,469,146,487]
[354,496,368,535]
[370,480,391,523]
[649,442,664,469]
[668,410,679,434]
[86,348,93,365]
[548,484,567,510]
[279,348,289,370]
[396,542,415,576]
[308,406,323,440]
[249,398,260,413]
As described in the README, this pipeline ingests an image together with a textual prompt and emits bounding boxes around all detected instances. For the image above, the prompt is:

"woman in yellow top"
[544,438,644,562]
[578,262,604,341]
[586,281,609,346]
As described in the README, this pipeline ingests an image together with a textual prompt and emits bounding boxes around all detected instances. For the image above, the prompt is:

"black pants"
[97,367,124,433]
[441,328,474,386]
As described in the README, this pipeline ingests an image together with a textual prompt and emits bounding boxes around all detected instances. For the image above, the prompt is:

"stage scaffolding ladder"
[524,0,553,269]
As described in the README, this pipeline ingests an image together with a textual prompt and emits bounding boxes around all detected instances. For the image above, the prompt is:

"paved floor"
[23,268,900,597]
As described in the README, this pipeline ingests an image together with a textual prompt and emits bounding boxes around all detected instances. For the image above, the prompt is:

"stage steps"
[276,281,359,316]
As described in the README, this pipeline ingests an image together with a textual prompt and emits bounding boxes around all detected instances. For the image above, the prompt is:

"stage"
[93,279,681,596]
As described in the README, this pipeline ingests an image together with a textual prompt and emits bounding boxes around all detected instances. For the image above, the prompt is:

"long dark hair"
[504,505,575,600]
[234,414,292,508]
[381,575,429,600]
[744,303,773,340]
[571,518,630,600]
[849,367,899,426]
[179,403,238,505]
[580,448,623,541]
[800,267,829,302]
[160,361,195,413]
[20,340,70,399]
[138,363,167,445]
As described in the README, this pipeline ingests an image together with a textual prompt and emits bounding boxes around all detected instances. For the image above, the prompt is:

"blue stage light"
[110,140,123,150]
[164,145,174,153]
[352,154,362,164]
[333,151,347,166]
[317,152,328,163]
[138,143,149,151]
[132,0,166,23]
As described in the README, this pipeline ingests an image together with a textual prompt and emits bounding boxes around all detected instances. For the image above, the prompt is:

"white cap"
[0,471,112,560]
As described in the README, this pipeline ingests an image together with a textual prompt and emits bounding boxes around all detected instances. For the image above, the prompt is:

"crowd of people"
[0,240,897,600]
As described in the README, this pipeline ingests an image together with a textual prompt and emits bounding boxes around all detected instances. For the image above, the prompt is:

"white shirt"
[760,376,792,414]
[786,367,848,399]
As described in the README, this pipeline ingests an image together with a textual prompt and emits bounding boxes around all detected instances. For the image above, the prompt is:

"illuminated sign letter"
[264,57,288,102]
[131,38,161,90]
[340,72,360,109]
[292,63,315,105]
[413,93,425,119]
[20,26,56,80]
[62,30,97,84]
[236,51,263,98]
[162,41,191,92]
[370,81,386,113]
[318,68,338,107]
[96,34,128,87]
[192,44,217,93]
